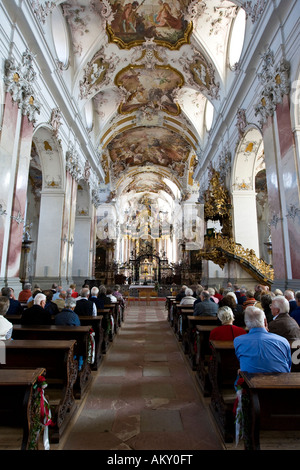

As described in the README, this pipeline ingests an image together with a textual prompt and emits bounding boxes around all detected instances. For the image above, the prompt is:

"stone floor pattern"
[59,301,225,451]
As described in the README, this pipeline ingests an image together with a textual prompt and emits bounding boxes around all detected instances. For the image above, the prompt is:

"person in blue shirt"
[55,297,81,326]
[234,306,291,373]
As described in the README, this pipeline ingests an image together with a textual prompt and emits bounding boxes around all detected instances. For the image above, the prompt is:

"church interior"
[0,0,300,453]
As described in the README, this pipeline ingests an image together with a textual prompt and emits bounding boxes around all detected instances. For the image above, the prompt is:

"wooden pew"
[165,296,176,323]
[79,315,104,369]
[208,339,300,444]
[169,300,179,327]
[239,371,300,450]
[194,325,217,396]
[174,305,194,343]
[0,368,46,450]
[208,340,239,443]
[96,309,113,352]
[8,314,105,370]
[0,339,78,444]
[184,315,219,370]
[12,325,93,399]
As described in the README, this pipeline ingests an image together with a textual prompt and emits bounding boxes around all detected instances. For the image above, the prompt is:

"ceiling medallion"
[115,63,184,116]
[105,0,193,50]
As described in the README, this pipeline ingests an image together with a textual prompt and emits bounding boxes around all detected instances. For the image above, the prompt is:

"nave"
[56,300,223,451]
[1,300,300,452]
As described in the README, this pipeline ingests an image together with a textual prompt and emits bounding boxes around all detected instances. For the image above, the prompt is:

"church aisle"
[59,301,225,451]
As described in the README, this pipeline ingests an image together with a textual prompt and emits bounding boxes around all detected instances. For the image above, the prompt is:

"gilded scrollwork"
[204,167,232,237]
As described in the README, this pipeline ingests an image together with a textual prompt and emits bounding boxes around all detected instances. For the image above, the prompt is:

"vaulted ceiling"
[54,0,245,211]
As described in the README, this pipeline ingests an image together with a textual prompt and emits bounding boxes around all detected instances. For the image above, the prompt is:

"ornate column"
[255,48,299,286]
[0,49,40,287]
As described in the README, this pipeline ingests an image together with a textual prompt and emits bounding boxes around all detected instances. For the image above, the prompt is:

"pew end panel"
[208,340,240,443]
[239,371,300,450]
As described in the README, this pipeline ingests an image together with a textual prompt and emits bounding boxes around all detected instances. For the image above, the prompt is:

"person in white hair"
[209,306,247,341]
[180,288,195,305]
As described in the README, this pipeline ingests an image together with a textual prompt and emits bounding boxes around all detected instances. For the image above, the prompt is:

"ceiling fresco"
[58,0,242,205]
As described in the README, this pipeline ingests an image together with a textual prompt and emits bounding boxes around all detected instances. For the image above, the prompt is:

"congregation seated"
[106,288,117,303]
[52,285,63,301]
[209,306,247,341]
[17,282,32,303]
[193,285,204,308]
[0,295,13,340]
[89,286,105,310]
[268,295,300,342]
[74,287,97,316]
[55,297,81,326]
[207,287,219,304]
[98,285,112,305]
[43,289,60,316]
[291,290,300,326]
[70,283,79,298]
[260,293,274,324]
[26,288,43,308]
[1,287,23,316]
[175,285,187,302]
[234,306,292,373]
[236,287,246,305]
[53,290,67,312]
[284,289,297,313]
[21,293,52,325]
[193,290,218,317]
[179,287,195,306]
[113,285,125,306]
[242,290,256,310]
[218,294,244,327]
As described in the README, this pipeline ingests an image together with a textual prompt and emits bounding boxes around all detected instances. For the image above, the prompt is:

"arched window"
[228,8,246,69]
[205,100,214,131]
[51,7,69,67]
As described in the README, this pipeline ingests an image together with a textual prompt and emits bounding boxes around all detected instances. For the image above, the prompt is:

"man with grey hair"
[90,286,105,310]
[74,287,97,316]
[21,292,52,325]
[55,297,80,326]
[268,295,300,342]
[193,290,218,316]
[284,289,297,313]
[234,306,291,373]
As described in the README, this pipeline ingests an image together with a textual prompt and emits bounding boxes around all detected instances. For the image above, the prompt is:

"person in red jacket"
[209,306,247,341]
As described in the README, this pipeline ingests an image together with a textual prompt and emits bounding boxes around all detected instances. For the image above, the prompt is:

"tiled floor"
[59,301,225,451]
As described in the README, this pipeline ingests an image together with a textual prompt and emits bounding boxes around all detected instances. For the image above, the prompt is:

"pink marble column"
[0,93,20,272]
[6,115,34,278]
[263,115,287,279]
[275,95,300,278]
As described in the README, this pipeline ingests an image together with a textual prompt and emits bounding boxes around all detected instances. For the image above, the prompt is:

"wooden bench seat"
[208,340,239,443]
[0,339,78,443]
[239,371,300,450]
[173,305,194,343]
[194,325,218,396]
[0,368,46,450]
[12,325,93,399]
[184,315,219,370]
[208,339,300,444]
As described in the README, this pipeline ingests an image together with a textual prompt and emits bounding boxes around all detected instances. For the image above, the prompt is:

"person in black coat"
[90,286,105,310]
[21,293,52,325]
[1,287,23,316]
[74,288,96,316]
